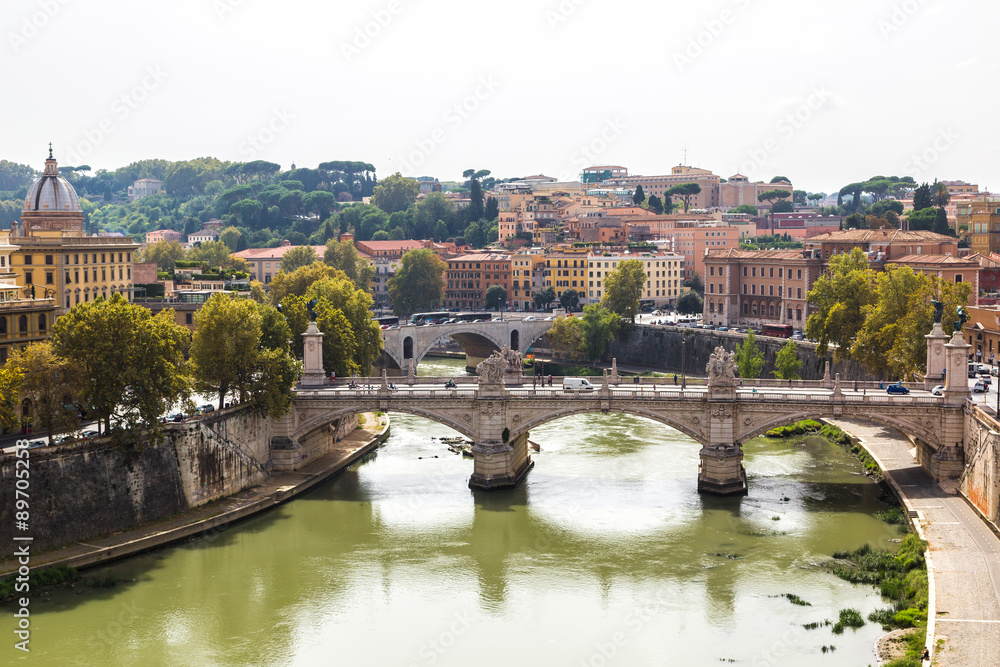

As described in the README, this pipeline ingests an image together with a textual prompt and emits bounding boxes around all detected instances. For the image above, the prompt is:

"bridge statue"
[476,351,508,384]
[706,346,737,387]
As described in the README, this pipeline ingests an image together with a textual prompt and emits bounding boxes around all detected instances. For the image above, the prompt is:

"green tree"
[932,180,950,208]
[729,204,758,216]
[632,185,646,206]
[734,330,764,379]
[485,285,507,310]
[268,261,340,305]
[666,182,702,213]
[906,207,938,231]
[793,190,807,205]
[770,176,790,184]
[0,364,23,432]
[602,259,646,323]
[757,189,791,230]
[306,276,382,373]
[219,226,243,252]
[140,239,185,271]
[304,190,337,220]
[852,267,970,379]
[547,315,583,361]
[933,207,951,236]
[579,304,618,367]
[773,340,803,380]
[8,342,80,444]
[912,183,933,211]
[559,288,580,311]
[324,239,376,291]
[676,290,703,315]
[280,245,319,273]
[387,248,446,316]
[433,220,450,242]
[249,280,267,303]
[805,248,876,361]
[315,301,360,377]
[187,240,231,270]
[52,294,191,441]
[647,195,664,214]
[371,172,420,214]
[533,285,556,310]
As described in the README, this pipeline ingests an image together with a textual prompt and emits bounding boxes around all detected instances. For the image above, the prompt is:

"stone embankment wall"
[605,326,874,380]
[0,406,273,558]
[962,408,1000,534]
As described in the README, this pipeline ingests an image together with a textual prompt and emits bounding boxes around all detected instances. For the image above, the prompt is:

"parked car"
[978,373,992,386]
[716,326,729,331]
[886,383,910,395]
[543,316,555,321]
[931,385,944,396]
[973,380,987,393]
[523,316,537,321]
[198,404,216,414]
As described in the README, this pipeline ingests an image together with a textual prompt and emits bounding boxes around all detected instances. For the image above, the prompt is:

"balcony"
[0,297,56,312]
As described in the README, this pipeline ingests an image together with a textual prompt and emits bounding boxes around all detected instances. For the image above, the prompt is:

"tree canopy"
[734,330,764,379]
[371,172,420,214]
[559,288,580,311]
[387,248,446,316]
[805,248,875,362]
[579,304,619,366]
[602,259,645,322]
[8,342,80,444]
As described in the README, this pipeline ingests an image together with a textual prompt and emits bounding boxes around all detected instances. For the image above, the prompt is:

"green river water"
[8,356,901,666]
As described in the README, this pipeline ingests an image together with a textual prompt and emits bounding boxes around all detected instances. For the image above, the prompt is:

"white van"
[563,377,595,391]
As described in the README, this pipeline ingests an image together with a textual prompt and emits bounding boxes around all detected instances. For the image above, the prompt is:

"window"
[185,313,193,325]
[797,269,802,280]
[796,309,802,320]
[709,283,715,293]
[24,255,32,265]
[38,314,46,330]
[797,288,802,299]
[769,267,774,278]
[46,272,54,285]
[24,271,32,285]
[778,268,783,278]
[45,255,53,265]
[19,315,28,332]
[0,317,5,334]
[718,283,723,293]
[955,275,963,283]
[743,285,748,294]
[710,266,715,276]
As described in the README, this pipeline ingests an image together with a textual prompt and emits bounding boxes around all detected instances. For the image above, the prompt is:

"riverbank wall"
[961,408,1000,536]
[603,325,873,380]
[1,406,276,559]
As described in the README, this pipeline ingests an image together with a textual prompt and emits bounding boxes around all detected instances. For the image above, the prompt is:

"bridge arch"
[293,404,477,443]
[510,405,708,445]
[737,409,943,450]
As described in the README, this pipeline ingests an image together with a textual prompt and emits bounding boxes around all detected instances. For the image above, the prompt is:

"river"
[12,356,900,666]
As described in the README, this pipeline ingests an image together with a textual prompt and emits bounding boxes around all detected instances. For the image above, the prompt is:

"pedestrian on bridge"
[674,374,678,385]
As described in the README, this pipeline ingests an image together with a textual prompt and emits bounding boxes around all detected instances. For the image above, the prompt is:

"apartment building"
[145,229,184,245]
[586,252,684,307]
[510,251,546,311]
[616,165,721,210]
[719,174,793,208]
[887,254,980,305]
[127,178,164,202]
[444,253,512,310]
[803,229,959,263]
[958,196,1000,255]
[0,237,57,365]
[702,248,824,329]
[233,241,325,284]
[544,247,592,302]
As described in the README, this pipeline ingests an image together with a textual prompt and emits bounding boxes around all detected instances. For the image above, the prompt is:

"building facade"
[586,252,683,307]
[702,248,824,329]
[444,253,512,310]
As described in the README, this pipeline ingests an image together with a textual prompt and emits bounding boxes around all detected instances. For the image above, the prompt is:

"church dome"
[24,148,80,213]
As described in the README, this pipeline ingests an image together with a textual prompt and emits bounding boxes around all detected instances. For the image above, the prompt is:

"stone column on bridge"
[469,352,534,490]
[699,347,748,495]
[300,321,326,388]
[924,321,949,390]
[928,329,973,480]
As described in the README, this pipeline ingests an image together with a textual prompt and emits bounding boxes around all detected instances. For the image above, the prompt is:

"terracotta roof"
[888,254,979,266]
[233,245,325,260]
[705,248,815,260]
[804,229,955,243]
[356,240,425,251]
[448,253,511,262]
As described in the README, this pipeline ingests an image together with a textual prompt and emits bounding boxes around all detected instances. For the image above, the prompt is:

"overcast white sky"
[5,0,997,194]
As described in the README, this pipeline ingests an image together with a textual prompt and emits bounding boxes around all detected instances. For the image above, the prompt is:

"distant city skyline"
[5,0,998,195]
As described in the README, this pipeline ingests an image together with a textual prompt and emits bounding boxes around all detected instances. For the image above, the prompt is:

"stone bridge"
[278,320,971,494]
[379,319,554,372]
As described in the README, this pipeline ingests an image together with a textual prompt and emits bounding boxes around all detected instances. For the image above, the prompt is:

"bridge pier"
[469,432,534,490]
[697,444,747,495]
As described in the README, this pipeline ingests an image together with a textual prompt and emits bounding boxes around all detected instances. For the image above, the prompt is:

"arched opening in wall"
[403,336,413,359]
[510,329,519,350]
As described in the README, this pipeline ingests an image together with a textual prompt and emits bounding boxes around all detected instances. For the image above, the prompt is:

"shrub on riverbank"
[0,565,78,602]
[831,534,928,661]
[765,419,881,478]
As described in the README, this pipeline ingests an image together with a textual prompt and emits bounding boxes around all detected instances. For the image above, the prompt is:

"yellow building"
[8,149,140,316]
[586,251,684,307]
[0,237,57,365]
[544,246,592,302]
[958,196,1000,256]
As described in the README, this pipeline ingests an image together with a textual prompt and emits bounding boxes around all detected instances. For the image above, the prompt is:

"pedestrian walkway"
[829,419,1000,667]
[0,415,389,577]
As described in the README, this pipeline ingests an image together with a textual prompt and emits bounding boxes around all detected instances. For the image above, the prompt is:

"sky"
[5,0,998,194]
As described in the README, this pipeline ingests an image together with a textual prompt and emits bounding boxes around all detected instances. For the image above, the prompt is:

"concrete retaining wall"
[605,326,874,380]
[962,409,1000,533]
[0,406,273,558]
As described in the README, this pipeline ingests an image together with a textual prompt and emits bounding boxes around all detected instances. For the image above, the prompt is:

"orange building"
[444,253,512,310]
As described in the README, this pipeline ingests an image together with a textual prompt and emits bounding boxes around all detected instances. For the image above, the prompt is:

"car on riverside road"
[973,380,987,393]
[886,383,910,395]
[931,385,944,396]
